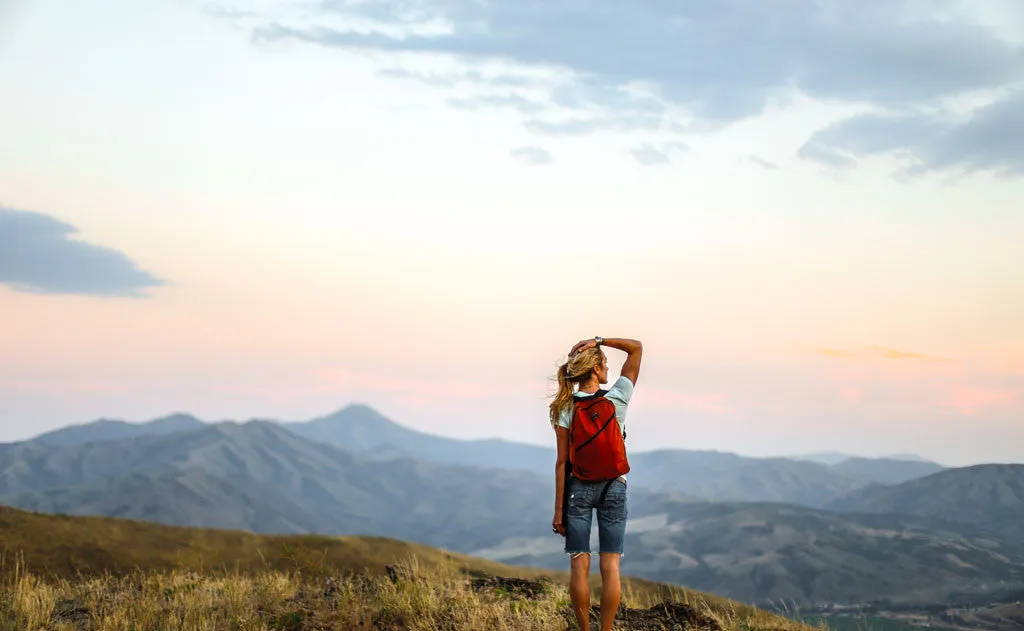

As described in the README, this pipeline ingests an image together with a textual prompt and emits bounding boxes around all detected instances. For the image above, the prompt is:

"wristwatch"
[594,336,604,346]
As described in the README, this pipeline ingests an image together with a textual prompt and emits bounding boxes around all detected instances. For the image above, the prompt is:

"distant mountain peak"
[148,413,203,427]
[318,403,391,420]
[153,412,200,421]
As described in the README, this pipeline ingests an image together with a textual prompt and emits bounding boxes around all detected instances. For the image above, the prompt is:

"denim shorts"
[565,476,628,556]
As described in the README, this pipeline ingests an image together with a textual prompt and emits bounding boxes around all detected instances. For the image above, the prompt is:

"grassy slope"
[0,505,521,580]
[0,505,814,630]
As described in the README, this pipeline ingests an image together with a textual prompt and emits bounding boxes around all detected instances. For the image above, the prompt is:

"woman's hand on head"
[570,339,597,356]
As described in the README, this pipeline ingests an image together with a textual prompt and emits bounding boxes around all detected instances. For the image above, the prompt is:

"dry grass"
[0,506,821,630]
[0,557,820,631]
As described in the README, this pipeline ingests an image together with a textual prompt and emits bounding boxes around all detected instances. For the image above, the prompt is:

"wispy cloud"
[448,94,548,115]
[249,1,1024,174]
[509,146,554,165]
[377,67,538,88]
[203,4,262,20]
[744,155,779,170]
[869,346,952,362]
[0,207,165,297]
[631,141,688,166]
[815,346,951,362]
[631,143,671,166]
[800,91,1024,177]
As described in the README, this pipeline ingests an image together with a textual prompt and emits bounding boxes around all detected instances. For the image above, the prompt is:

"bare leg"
[569,553,592,630]
[598,553,621,631]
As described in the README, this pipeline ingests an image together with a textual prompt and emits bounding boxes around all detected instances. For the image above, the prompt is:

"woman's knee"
[570,552,591,573]
[598,553,620,575]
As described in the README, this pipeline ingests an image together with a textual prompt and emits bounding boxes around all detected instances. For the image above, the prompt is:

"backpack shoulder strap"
[574,389,609,405]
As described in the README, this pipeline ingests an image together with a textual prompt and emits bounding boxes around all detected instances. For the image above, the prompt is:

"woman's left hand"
[552,511,566,536]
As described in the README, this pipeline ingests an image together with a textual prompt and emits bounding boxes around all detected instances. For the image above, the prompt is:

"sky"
[1,0,1022,466]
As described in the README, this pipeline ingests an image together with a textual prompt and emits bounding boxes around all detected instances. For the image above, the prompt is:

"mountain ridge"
[826,463,1024,537]
[9,404,950,508]
[30,413,205,449]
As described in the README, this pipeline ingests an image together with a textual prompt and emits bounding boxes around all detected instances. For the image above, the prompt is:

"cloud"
[744,155,780,170]
[870,346,952,362]
[509,146,553,165]
[448,94,548,115]
[522,113,686,137]
[815,346,951,362]
[631,144,671,166]
[0,207,165,297]
[242,1,1024,174]
[800,90,1024,176]
[254,2,1022,151]
[203,4,262,20]
[631,140,688,166]
[376,67,537,88]
[264,2,1023,110]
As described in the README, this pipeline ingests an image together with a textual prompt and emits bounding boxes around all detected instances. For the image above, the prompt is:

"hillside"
[472,498,1024,607]
[827,464,1024,537]
[0,503,533,581]
[0,505,812,631]
[628,451,863,506]
[827,457,944,486]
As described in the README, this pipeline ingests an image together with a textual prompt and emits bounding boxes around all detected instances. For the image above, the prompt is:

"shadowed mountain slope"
[827,464,1024,538]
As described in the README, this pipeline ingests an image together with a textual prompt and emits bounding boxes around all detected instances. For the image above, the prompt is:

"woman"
[551,336,643,631]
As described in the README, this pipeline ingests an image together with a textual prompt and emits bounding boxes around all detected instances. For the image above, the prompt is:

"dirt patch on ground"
[608,600,722,630]
[560,601,722,631]
[469,574,721,630]
[470,575,552,599]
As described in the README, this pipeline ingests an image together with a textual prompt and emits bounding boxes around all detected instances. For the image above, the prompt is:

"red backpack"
[559,390,631,531]
[568,392,630,481]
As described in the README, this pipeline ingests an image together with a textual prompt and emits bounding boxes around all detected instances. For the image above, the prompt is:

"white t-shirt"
[556,375,634,438]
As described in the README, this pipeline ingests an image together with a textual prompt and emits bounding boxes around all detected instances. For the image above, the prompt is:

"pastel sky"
[1,0,1022,466]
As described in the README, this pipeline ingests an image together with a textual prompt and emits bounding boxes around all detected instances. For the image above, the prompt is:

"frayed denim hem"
[566,551,624,558]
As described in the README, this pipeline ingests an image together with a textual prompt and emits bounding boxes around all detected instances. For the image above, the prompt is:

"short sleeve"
[556,405,572,429]
[605,376,634,406]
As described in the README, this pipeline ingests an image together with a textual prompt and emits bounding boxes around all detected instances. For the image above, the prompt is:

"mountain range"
[1,420,550,552]
[4,405,1021,608]
[30,405,944,507]
[284,406,947,501]
[826,463,1024,540]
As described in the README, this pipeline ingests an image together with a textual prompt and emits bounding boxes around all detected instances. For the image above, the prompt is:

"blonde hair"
[549,347,606,427]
